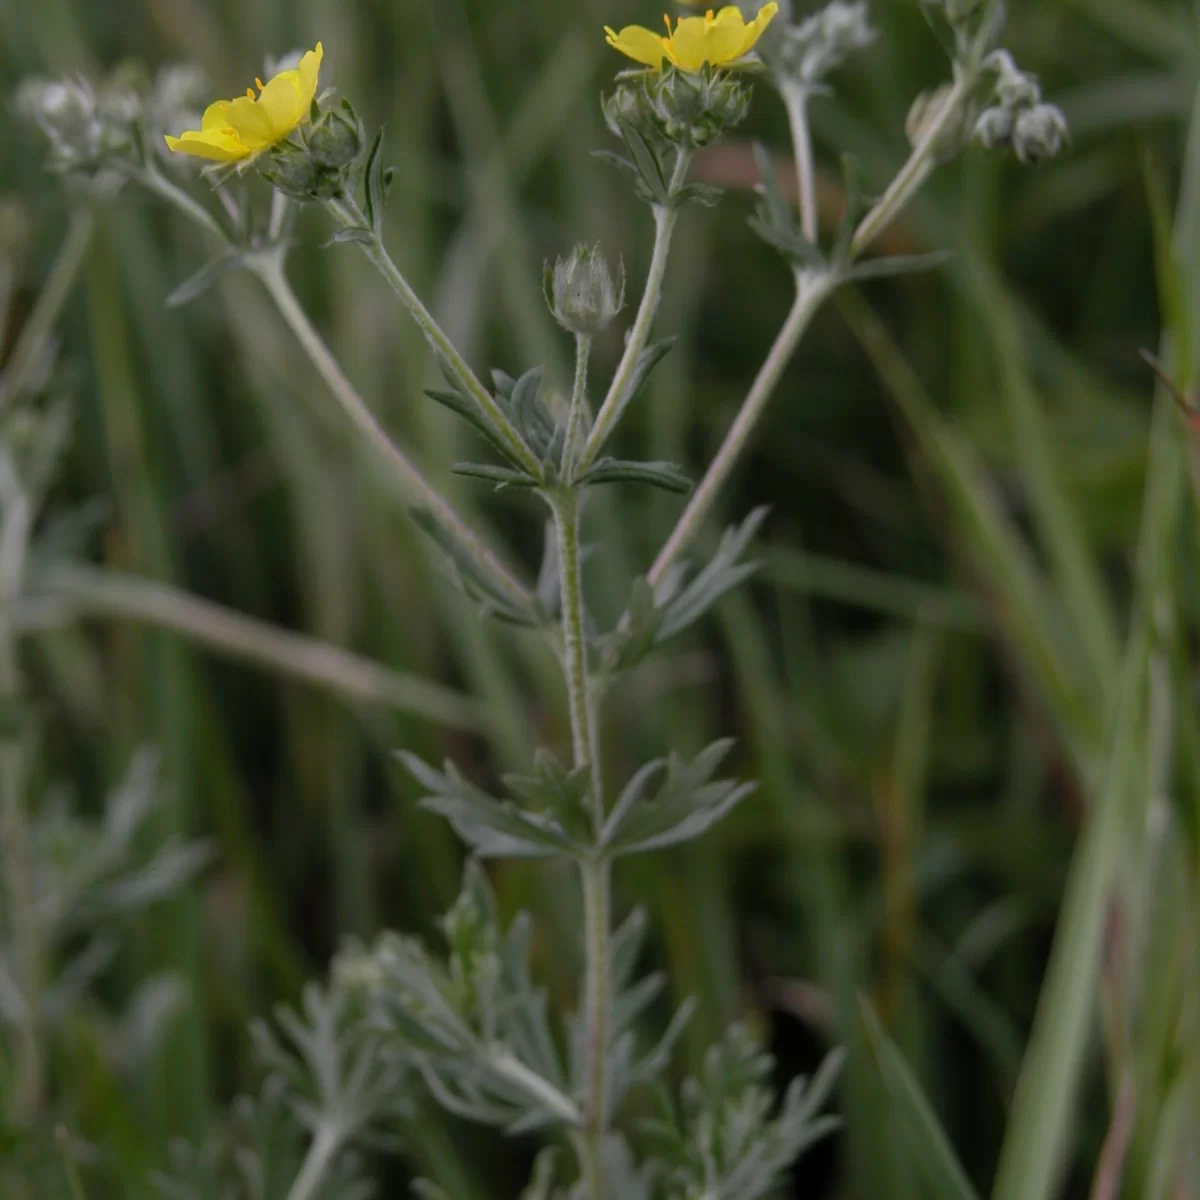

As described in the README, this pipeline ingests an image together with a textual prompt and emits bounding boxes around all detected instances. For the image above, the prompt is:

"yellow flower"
[605,4,778,72]
[165,44,324,162]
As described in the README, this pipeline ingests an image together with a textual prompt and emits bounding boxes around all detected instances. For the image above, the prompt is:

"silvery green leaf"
[425,386,520,465]
[602,741,754,856]
[165,251,245,308]
[410,508,548,628]
[451,462,540,491]
[362,127,386,237]
[674,182,724,209]
[324,227,375,248]
[578,458,692,495]
[502,749,594,846]
[587,338,675,461]
[657,506,770,642]
[619,119,670,207]
[399,751,582,859]
[650,1025,843,1200]
[844,249,953,282]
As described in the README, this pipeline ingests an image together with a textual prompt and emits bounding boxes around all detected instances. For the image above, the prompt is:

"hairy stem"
[122,163,229,245]
[325,195,543,478]
[578,152,691,471]
[548,487,609,1196]
[285,1124,342,1200]
[0,449,38,1122]
[0,209,93,412]
[563,333,592,480]
[253,254,533,613]
[649,273,831,585]
[850,74,969,259]
[782,83,819,246]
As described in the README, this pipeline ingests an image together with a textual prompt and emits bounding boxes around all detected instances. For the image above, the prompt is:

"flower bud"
[1012,103,1068,163]
[602,81,655,141]
[972,105,1013,149]
[905,84,974,163]
[545,244,624,336]
[307,100,366,170]
[257,142,340,201]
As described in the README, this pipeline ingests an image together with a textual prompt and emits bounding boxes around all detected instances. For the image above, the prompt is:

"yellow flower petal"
[604,23,667,68]
[663,13,711,71]
[704,7,754,66]
[736,1,779,57]
[164,129,251,161]
[165,43,324,161]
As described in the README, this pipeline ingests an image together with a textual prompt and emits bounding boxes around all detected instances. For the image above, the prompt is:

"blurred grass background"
[2,0,1199,1196]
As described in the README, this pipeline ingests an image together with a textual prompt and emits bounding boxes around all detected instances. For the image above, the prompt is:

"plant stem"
[563,333,592,480]
[123,163,229,246]
[0,449,38,1123]
[548,487,609,1197]
[325,195,543,479]
[649,273,831,586]
[577,152,691,472]
[252,254,533,614]
[0,209,94,412]
[850,74,969,259]
[782,83,819,245]
[285,1124,342,1200]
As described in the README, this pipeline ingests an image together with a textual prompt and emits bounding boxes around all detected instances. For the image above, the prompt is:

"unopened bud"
[546,244,624,336]
[307,100,366,170]
[1012,103,1067,163]
[972,105,1013,149]
[906,85,973,163]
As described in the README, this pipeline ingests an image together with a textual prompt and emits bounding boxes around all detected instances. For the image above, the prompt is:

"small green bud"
[257,141,341,201]
[307,100,366,170]
[603,82,654,141]
[545,244,625,336]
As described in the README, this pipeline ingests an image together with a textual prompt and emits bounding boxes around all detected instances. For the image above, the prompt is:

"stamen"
[246,87,255,99]
[255,77,265,91]
[663,13,672,34]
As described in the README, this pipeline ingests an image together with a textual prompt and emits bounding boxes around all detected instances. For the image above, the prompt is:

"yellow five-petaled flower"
[165,43,324,162]
[605,4,778,72]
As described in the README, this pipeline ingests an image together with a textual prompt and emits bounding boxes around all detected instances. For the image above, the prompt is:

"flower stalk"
[578,152,691,471]
[325,195,544,480]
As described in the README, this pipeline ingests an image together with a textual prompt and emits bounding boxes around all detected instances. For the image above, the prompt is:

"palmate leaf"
[601,507,770,673]
[600,740,755,856]
[398,752,585,859]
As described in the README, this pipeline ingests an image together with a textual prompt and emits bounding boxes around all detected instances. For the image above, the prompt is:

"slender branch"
[649,274,831,586]
[121,163,230,246]
[782,83,819,245]
[577,152,692,472]
[27,561,482,731]
[563,333,592,479]
[285,1124,342,1200]
[0,209,94,412]
[325,195,543,479]
[850,73,969,259]
[252,254,533,613]
[0,448,39,1123]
